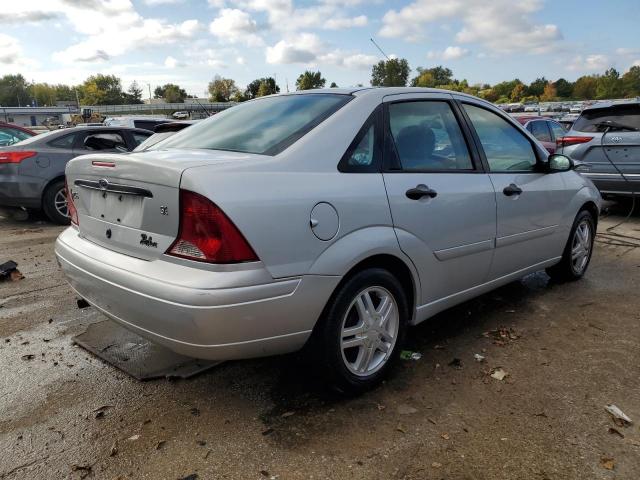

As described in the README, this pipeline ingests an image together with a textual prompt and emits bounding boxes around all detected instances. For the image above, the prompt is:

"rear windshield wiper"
[595,120,639,132]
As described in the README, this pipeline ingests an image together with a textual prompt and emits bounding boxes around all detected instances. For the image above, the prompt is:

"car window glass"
[80,132,125,150]
[347,124,375,167]
[463,104,537,172]
[572,106,640,132]
[0,129,29,146]
[388,101,473,171]
[530,121,552,142]
[132,132,151,146]
[548,122,566,140]
[48,134,76,149]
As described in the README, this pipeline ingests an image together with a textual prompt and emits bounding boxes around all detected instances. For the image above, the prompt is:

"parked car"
[0,122,36,147]
[515,116,567,153]
[558,100,640,198]
[172,111,190,120]
[0,126,152,224]
[104,116,172,131]
[570,104,583,114]
[56,88,601,393]
[524,104,539,113]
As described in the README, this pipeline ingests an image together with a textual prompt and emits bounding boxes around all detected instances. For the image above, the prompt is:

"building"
[0,106,78,127]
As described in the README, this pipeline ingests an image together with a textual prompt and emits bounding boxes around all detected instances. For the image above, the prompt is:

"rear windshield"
[158,94,351,155]
[573,105,640,132]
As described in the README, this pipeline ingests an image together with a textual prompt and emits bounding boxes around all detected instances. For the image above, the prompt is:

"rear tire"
[546,210,595,282]
[309,268,409,395]
[42,179,70,225]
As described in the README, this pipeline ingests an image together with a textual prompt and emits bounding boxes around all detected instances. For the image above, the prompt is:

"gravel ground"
[0,205,639,480]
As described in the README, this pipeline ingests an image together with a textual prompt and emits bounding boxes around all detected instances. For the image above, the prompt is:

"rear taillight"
[65,178,79,226]
[556,136,593,148]
[0,151,36,164]
[167,190,258,264]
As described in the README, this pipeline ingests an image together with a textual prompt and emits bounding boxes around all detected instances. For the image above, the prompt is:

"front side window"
[529,121,552,142]
[388,101,473,171]
[463,104,537,172]
[159,94,351,155]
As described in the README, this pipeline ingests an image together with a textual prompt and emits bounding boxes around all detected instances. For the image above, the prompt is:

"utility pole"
[148,83,154,115]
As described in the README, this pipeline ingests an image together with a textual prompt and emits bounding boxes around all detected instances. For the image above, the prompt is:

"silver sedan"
[56,88,601,393]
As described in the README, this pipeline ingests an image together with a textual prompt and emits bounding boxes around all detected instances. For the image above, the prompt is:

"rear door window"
[529,121,552,143]
[48,134,77,149]
[573,105,640,132]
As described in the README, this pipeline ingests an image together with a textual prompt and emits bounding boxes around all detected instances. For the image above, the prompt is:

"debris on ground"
[474,353,486,362]
[21,354,35,361]
[608,427,624,438]
[397,404,418,415]
[431,462,442,468]
[93,405,113,419]
[128,434,140,441]
[76,298,90,309]
[605,404,633,427]
[441,433,450,440]
[280,411,295,418]
[490,368,508,381]
[483,327,520,345]
[261,428,274,436]
[178,475,198,480]
[155,440,166,450]
[448,358,462,369]
[0,260,23,281]
[600,457,615,470]
[71,464,92,479]
[400,350,422,360]
[109,442,118,456]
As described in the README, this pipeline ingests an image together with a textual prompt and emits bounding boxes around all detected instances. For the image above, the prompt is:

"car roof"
[0,122,36,135]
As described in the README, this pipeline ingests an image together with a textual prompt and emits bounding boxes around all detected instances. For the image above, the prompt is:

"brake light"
[0,151,36,164]
[556,136,593,148]
[92,161,115,167]
[167,190,258,263]
[65,178,79,226]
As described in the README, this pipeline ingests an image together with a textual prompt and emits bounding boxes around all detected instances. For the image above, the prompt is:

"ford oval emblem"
[98,178,109,189]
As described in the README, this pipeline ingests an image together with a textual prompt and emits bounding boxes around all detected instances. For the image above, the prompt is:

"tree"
[208,76,238,102]
[123,81,144,104]
[371,58,410,87]
[295,70,326,90]
[32,83,56,106]
[329,82,338,88]
[411,65,453,88]
[479,88,499,103]
[492,79,522,100]
[0,74,29,106]
[622,66,640,97]
[527,77,547,98]
[256,82,272,97]
[596,68,623,99]
[153,83,187,103]
[573,75,598,100]
[510,83,526,102]
[80,74,124,105]
[540,82,557,102]
[245,77,279,99]
[554,78,573,98]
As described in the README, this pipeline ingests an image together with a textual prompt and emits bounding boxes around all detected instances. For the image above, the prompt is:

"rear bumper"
[55,227,340,360]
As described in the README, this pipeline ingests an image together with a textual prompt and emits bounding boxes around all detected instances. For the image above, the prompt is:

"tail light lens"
[65,178,79,226]
[167,190,258,264]
[0,151,37,164]
[556,136,593,148]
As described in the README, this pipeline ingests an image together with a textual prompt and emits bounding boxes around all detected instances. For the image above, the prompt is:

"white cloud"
[616,48,640,57]
[380,0,562,54]
[324,15,367,30]
[236,56,246,65]
[209,8,263,46]
[208,0,226,7]
[164,56,179,68]
[266,32,378,70]
[567,54,610,72]
[144,0,183,4]
[428,46,470,60]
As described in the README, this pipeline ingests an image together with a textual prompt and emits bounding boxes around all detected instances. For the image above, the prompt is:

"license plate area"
[84,189,144,228]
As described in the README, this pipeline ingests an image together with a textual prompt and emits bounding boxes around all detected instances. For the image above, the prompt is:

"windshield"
[573,105,640,132]
[133,131,177,152]
[157,94,351,155]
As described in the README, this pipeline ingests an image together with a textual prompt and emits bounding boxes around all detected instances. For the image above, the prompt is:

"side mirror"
[547,154,573,173]
[84,134,126,151]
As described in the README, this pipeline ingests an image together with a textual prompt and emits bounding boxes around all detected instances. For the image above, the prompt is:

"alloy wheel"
[340,286,399,377]
[571,219,592,274]
[54,187,69,219]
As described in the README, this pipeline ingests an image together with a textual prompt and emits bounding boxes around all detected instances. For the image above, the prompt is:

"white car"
[172,111,190,120]
[56,88,601,393]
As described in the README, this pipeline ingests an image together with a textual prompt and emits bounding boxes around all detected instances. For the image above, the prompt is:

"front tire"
[42,179,70,225]
[546,210,595,281]
[310,268,409,395]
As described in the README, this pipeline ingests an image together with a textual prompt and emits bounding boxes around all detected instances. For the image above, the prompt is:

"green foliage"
[554,78,573,98]
[371,58,410,87]
[622,66,640,98]
[329,82,338,88]
[245,77,279,99]
[573,75,598,99]
[0,74,30,106]
[596,68,623,99]
[154,83,187,103]
[208,76,238,102]
[411,65,453,88]
[510,83,526,102]
[295,71,326,90]
[526,77,547,98]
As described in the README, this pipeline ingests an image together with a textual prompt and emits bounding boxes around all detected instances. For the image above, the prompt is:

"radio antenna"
[370,37,390,60]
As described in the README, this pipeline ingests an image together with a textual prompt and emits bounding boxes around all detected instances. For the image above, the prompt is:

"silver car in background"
[558,100,640,198]
[56,88,601,393]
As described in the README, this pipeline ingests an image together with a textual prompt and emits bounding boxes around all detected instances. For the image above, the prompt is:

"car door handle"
[406,185,438,200]
[503,183,523,196]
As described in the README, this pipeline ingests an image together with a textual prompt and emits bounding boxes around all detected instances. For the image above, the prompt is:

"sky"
[1,0,639,97]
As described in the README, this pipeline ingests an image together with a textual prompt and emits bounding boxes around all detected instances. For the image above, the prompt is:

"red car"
[0,122,36,147]
[514,116,566,154]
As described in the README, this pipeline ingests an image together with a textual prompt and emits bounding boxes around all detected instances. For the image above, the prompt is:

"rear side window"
[573,105,640,132]
[48,134,76,149]
[388,101,473,171]
[463,104,537,172]
[529,121,552,142]
[160,94,351,155]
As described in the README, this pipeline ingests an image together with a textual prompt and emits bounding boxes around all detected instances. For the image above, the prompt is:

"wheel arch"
[579,200,599,227]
